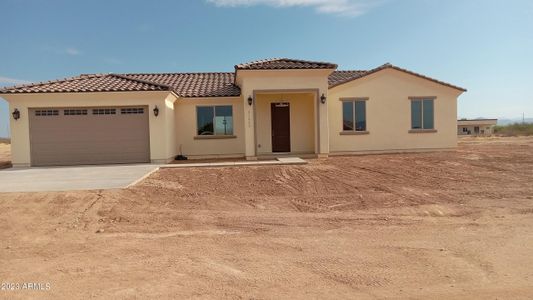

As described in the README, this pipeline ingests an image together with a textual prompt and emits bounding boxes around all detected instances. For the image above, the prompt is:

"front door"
[271,102,291,152]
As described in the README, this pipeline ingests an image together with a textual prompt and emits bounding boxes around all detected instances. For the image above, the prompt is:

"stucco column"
[317,87,330,156]
[149,94,178,164]
[8,102,31,167]
[242,91,256,159]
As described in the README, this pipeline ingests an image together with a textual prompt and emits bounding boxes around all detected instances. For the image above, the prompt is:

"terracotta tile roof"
[0,72,240,97]
[123,72,240,97]
[0,60,465,97]
[0,74,168,94]
[235,58,337,70]
[328,70,368,87]
[329,63,467,92]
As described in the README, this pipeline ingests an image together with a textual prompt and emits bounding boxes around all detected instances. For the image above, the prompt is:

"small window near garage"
[121,107,144,114]
[35,110,59,116]
[411,98,434,130]
[196,105,233,136]
[93,108,116,115]
[64,109,88,116]
[462,127,468,133]
[341,99,367,132]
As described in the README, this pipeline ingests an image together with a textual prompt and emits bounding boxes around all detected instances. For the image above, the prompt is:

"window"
[462,127,468,133]
[342,99,366,132]
[64,109,88,116]
[121,107,144,114]
[411,98,434,130]
[93,108,116,115]
[35,110,59,116]
[196,105,233,136]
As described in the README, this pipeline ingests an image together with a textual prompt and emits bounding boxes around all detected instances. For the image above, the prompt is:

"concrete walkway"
[162,157,307,169]
[0,157,307,193]
[0,164,159,193]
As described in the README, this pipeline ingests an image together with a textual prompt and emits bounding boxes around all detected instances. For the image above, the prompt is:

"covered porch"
[253,91,318,158]
[234,60,335,160]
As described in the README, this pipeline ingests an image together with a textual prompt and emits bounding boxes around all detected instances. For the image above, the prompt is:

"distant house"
[457,119,498,136]
[1,58,466,167]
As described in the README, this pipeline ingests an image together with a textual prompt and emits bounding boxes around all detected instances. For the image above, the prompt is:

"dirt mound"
[1,137,533,299]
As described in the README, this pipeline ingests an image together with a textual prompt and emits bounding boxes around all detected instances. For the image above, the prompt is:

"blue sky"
[1,0,532,137]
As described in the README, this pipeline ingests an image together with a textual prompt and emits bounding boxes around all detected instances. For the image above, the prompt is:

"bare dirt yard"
[0,142,10,169]
[1,137,533,299]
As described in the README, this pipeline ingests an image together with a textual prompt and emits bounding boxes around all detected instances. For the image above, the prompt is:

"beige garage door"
[29,106,150,166]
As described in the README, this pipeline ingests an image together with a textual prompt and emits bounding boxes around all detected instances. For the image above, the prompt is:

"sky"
[1,0,532,137]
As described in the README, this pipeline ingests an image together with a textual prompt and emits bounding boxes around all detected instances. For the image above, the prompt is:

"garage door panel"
[31,143,149,154]
[29,107,150,166]
[34,153,148,165]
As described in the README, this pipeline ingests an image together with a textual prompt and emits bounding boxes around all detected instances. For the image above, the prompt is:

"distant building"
[457,119,498,136]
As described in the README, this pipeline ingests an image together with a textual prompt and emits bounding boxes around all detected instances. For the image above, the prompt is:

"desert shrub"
[494,123,533,136]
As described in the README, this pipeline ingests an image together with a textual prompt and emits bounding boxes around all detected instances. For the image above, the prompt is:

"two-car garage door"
[29,106,150,166]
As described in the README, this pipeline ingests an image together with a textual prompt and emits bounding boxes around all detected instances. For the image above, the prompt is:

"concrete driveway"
[0,164,159,193]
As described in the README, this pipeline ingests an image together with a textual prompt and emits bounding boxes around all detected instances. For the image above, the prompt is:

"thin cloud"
[42,45,83,56]
[65,47,81,56]
[206,0,385,16]
[0,76,31,85]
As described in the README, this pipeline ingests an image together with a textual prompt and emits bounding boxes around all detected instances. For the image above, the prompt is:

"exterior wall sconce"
[153,106,159,117]
[320,94,327,104]
[12,108,20,120]
[247,96,253,106]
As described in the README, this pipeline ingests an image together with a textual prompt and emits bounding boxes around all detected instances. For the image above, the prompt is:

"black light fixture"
[320,93,327,104]
[12,108,20,120]
[247,96,253,106]
[153,106,159,117]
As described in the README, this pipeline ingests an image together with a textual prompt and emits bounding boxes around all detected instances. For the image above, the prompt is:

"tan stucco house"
[0,58,466,167]
[457,119,498,136]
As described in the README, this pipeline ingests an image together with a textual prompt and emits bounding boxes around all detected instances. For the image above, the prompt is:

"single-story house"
[457,119,498,136]
[0,58,466,167]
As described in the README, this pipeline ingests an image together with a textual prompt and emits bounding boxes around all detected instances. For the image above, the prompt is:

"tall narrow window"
[342,99,367,132]
[411,98,434,130]
[355,101,366,131]
[342,101,354,131]
[422,99,434,129]
[214,106,233,135]
[197,105,233,136]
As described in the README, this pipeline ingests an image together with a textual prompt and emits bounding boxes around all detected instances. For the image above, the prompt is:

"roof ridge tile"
[235,58,337,70]
[110,74,170,90]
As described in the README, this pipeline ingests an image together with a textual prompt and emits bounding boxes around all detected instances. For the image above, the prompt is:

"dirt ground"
[0,143,10,169]
[1,137,533,299]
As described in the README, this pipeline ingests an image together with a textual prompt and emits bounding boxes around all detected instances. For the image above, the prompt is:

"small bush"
[494,123,533,136]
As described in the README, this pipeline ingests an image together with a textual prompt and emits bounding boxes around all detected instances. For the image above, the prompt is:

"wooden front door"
[271,102,291,152]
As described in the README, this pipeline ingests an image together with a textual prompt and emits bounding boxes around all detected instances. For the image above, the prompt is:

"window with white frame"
[411,98,434,130]
[196,105,233,136]
[342,99,367,132]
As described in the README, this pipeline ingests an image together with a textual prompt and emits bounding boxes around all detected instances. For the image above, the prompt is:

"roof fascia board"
[0,90,172,99]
